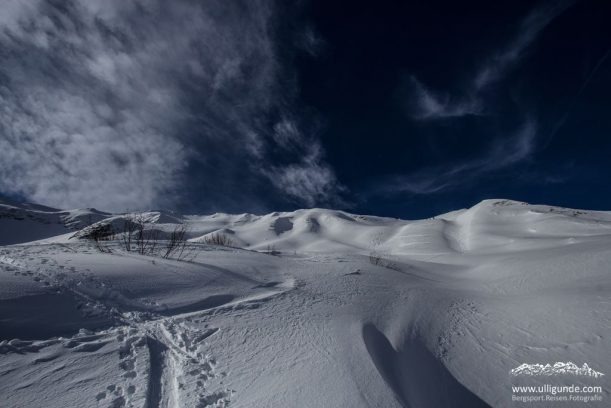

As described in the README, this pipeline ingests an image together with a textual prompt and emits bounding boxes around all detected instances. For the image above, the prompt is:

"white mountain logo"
[511,362,604,378]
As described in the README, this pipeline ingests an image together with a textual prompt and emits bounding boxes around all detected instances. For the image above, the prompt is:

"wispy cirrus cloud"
[408,76,483,120]
[388,2,573,198]
[376,119,537,195]
[408,0,575,121]
[474,0,575,89]
[0,0,343,211]
[263,139,346,207]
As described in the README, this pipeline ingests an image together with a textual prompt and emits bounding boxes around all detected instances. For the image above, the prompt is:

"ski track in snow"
[1,305,233,407]
[1,297,247,408]
[0,244,292,407]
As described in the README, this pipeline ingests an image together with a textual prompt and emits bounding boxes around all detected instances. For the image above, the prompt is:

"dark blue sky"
[1,0,610,218]
[294,0,611,218]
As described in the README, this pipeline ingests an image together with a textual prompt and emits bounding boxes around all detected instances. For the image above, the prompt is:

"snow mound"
[437,199,611,253]
[5,200,611,258]
[5,199,611,256]
[180,200,611,258]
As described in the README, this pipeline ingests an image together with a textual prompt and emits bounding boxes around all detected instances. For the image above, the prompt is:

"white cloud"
[409,77,482,120]
[264,120,345,207]
[296,25,326,57]
[268,162,341,207]
[474,0,575,89]
[0,87,185,210]
[0,0,343,211]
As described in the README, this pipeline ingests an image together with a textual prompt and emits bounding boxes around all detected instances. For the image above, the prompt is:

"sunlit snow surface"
[1,199,610,407]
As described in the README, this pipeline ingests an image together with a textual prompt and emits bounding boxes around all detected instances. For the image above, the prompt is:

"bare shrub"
[120,219,135,251]
[79,213,196,262]
[119,215,160,255]
[369,251,382,266]
[203,232,234,247]
[368,250,400,271]
[84,222,115,253]
[264,244,280,256]
[163,224,190,260]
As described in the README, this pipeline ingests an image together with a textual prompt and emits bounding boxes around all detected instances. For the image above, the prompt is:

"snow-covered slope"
[0,199,111,245]
[182,199,611,264]
[1,199,610,407]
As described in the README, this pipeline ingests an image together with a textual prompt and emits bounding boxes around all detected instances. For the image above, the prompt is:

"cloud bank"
[0,0,342,211]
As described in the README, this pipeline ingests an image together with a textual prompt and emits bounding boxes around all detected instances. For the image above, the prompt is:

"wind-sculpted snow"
[362,323,489,407]
[5,198,611,255]
[1,199,611,407]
